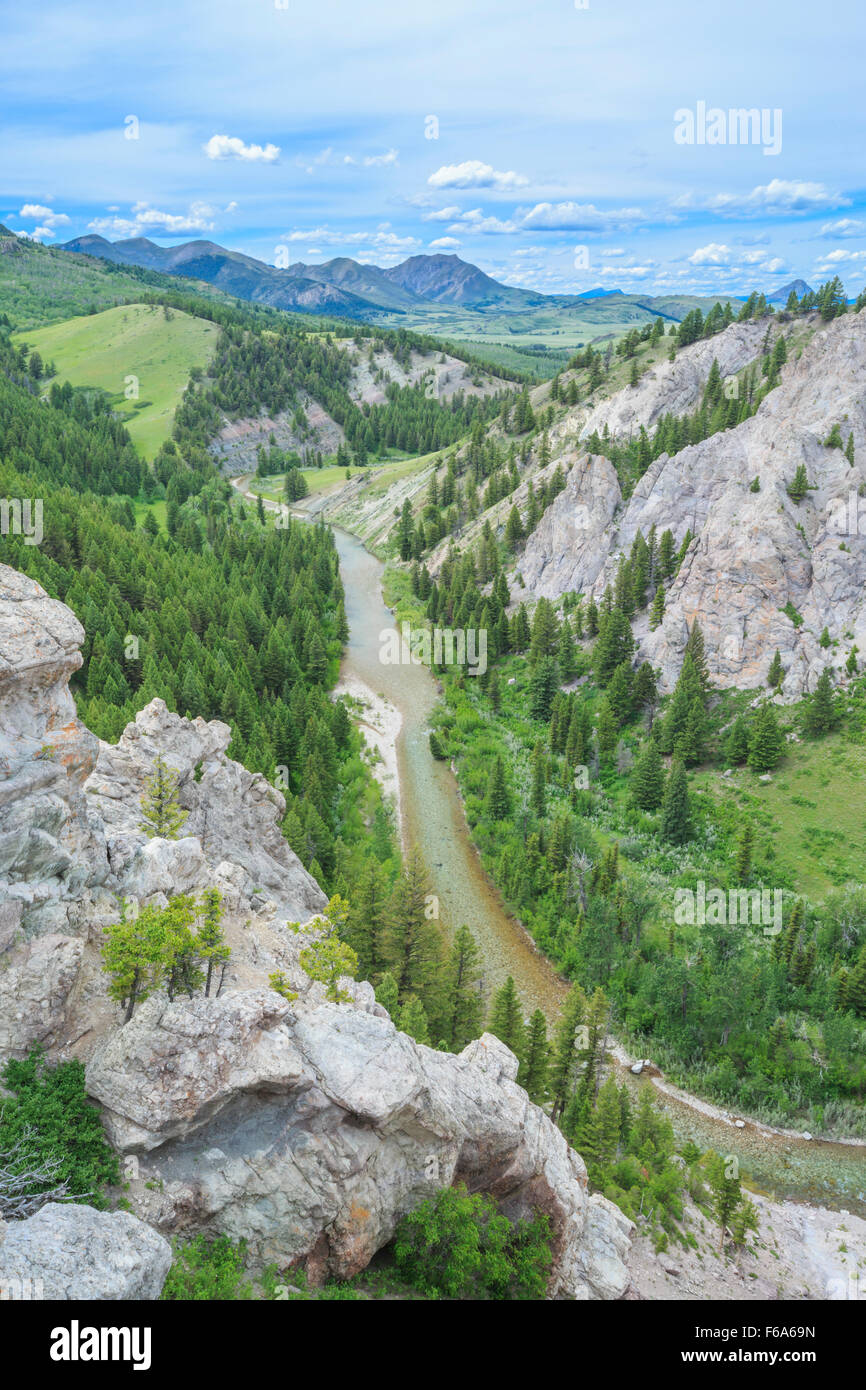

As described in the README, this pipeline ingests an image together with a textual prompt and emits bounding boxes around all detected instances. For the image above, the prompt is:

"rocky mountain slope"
[0,564,632,1299]
[521,310,866,695]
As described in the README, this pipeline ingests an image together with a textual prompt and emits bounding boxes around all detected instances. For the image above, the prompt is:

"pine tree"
[521,1010,550,1104]
[630,739,665,810]
[660,759,692,844]
[767,649,784,690]
[735,823,754,884]
[549,985,587,1120]
[748,703,784,771]
[140,757,188,840]
[649,584,665,630]
[803,668,838,735]
[724,715,750,765]
[442,926,483,1051]
[786,462,809,502]
[375,971,399,1017]
[384,846,443,1008]
[530,739,546,817]
[397,995,431,1045]
[487,976,527,1065]
[486,755,511,820]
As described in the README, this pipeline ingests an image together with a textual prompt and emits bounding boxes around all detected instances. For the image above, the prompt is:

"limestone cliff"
[520,310,866,695]
[0,566,632,1299]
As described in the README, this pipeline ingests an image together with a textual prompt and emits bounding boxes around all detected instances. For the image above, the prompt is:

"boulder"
[86,992,633,1299]
[0,1203,171,1300]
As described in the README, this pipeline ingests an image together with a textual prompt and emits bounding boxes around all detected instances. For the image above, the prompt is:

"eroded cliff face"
[520,311,866,695]
[0,568,633,1299]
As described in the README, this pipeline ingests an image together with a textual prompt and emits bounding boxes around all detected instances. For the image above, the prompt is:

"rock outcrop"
[0,1202,172,1300]
[0,569,633,1300]
[521,311,866,695]
[86,992,632,1298]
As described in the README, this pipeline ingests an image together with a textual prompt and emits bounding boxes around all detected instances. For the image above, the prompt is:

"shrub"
[160,1235,255,1300]
[0,1049,120,1211]
[392,1185,552,1299]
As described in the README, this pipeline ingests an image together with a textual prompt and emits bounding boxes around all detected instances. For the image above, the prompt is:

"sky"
[3,0,865,298]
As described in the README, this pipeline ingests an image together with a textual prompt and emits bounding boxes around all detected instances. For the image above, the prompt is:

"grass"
[132,498,168,531]
[695,730,866,899]
[13,303,219,457]
[247,448,440,505]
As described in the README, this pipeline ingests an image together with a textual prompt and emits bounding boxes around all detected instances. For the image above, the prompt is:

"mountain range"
[59,233,810,325]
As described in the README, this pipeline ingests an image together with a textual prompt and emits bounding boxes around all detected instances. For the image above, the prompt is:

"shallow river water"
[322,515,866,1214]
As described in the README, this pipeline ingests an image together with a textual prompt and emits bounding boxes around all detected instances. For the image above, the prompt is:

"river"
[236,476,866,1214]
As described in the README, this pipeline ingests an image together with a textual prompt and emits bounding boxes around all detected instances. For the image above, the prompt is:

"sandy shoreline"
[333,673,403,840]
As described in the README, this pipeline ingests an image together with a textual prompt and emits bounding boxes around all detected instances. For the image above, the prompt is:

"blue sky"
[3,0,865,297]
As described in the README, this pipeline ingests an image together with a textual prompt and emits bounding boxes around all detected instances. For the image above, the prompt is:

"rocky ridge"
[0,566,633,1299]
[520,310,866,695]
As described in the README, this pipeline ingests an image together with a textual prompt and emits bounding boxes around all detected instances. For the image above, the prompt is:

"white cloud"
[817,248,866,265]
[689,243,735,265]
[428,160,528,191]
[88,201,217,238]
[280,222,419,254]
[423,205,462,222]
[363,148,399,167]
[447,208,517,235]
[429,236,461,250]
[204,134,280,163]
[518,201,648,232]
[677,180,848,217]
[18,203,69,229]
[818,218,865,239]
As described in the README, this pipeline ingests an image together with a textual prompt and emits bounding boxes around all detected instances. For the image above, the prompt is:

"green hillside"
[13,303,219,456]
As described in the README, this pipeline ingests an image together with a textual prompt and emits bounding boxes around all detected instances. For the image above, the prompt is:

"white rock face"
[0,568,324,1057]
[86,992,633,1298]
[522,311,866,695]
[86,698,326,920]
[580,319,772,441]
[0,1203,172,1300]
[1,568,633,1300]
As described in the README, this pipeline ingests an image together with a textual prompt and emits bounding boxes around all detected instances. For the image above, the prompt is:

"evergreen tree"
[630,739,665,810]
[487,976,527,1065]
[442,926,483,1051]
[803,668,838,735]
[660,759,692,845]
[521,1010,550,1104]
[486,756,511,820]
[140,757,188,840]
[748,703,784,772]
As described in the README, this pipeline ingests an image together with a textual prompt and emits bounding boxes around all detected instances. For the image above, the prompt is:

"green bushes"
[160,1235,255,1300]
[391,1185,552,1299]
[0,1049,120,1210]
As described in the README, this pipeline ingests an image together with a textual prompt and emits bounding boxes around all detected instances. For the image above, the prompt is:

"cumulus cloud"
[428,160,528,191]
[447,208,517,235]
[18,203,70,229]
[818,218,865,239]
[296,146,398,173]
[423,205,463,222]
[676,180,848,217]
[429,236,462,250]
[204,134,280,163]
[280,222,419,254]
[518,201,648,232]
[88,201,217,238]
